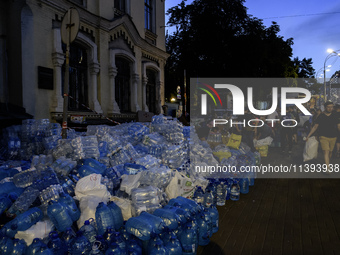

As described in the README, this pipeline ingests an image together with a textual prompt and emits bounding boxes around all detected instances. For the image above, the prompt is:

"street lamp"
[324,49,340,103]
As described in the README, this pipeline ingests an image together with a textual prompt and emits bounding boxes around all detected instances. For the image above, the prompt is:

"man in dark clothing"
[306,101,340,169]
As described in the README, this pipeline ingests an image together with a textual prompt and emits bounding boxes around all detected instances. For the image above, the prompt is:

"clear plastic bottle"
[6,187,40,217]
[216,179,227,206]
[230,179,240,201]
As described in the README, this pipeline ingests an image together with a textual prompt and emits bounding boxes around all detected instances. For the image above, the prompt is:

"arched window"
[146,69,156,114]
[115,57,131,112]
[62,42,88,111]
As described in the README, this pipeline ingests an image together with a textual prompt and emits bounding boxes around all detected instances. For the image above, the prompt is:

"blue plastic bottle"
[209,205,219,234]
[179,223,198,255]
[83,158,106,175]
[111,231,126,252]
[90,241,104,255]
[79,218,97,245]
[12,238,27,255]
[95,202,115,236]
[26,238,44,255]
[95,235,108,252]
[107,201,124,230]
[239,178,249,194]
[47,200,73,232]
[216,179,227,206]
[153,208,180,231]
[205,180,217,206]
[193,186,204,205]
[138,211,165,234]
[126,239,142,255]
[164,233,182,255]
[77,165,100,178]
[70,231,92,255]
[47,231,68,255]
[59,191,80,222]
[147,234,164,254]
[203,189,214,208]
[197,212,210,246]
[0,194,12,215]
[0,233,14,255]
[105,243,125,255]
[4,207,43,237]
[61,227,76,253]
[230,179,240,201]
[125,216,153,241]
[39,243,54,255]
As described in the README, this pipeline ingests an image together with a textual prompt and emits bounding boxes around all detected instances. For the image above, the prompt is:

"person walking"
[306,101,340,169]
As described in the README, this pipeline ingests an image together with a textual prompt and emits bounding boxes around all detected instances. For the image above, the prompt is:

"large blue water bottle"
[12,238,27,255]
[59,191,80,222]
[192,186,204,205]
[105,242,125,255]
[164,233,182,255]
[61,227,76,253]
[139,211,165,234]
[153,208,180,231]
[47,231,68,255]
[47,200,73,232]
[2,208,40,238]
[209,205,219,234]
[179,222,198,255]
[149,239,167,255]
[39,243,54,255]
[77,165,100,178]
[126,239,142,255]
[95,235,108,252]
[26,238,44,255]
[70,231,92,255]
[0,232,14,255]
[79,218,97,245]
[125,216,153,241]
[95,202,115,236]
[197,211,210,246]
[0,194,12,215]
[82,158,106,175]
[203,189,214,208]
[89,241,104,255]
[107,201,124,230]
[147,234,164,254]
[111,231,126,252]
[239,178,249,194]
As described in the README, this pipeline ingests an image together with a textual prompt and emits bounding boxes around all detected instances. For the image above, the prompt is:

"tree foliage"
[165,0,296,99]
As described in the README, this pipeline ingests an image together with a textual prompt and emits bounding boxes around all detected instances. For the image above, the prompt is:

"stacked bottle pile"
[0,115,261,254]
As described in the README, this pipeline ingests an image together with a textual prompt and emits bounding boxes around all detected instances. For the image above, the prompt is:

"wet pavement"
[198,140,340,255]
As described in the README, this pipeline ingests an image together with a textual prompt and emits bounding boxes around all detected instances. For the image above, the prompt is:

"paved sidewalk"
[198,141,340,255]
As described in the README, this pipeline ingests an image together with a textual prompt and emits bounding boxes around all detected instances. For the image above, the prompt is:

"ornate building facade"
[0,0,169,122]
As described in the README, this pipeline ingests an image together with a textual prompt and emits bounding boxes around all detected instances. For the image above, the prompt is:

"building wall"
[1,0,169,121]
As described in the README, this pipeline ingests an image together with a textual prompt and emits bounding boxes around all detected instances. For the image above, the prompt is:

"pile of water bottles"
[0,115,260,254]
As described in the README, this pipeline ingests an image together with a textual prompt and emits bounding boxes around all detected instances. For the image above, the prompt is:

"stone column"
[89,62,103,113]
[108,66,120,113]
[156,80,162,114]
[51,52,65,112]
[142,75,149,111]
[131,73,141,112]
